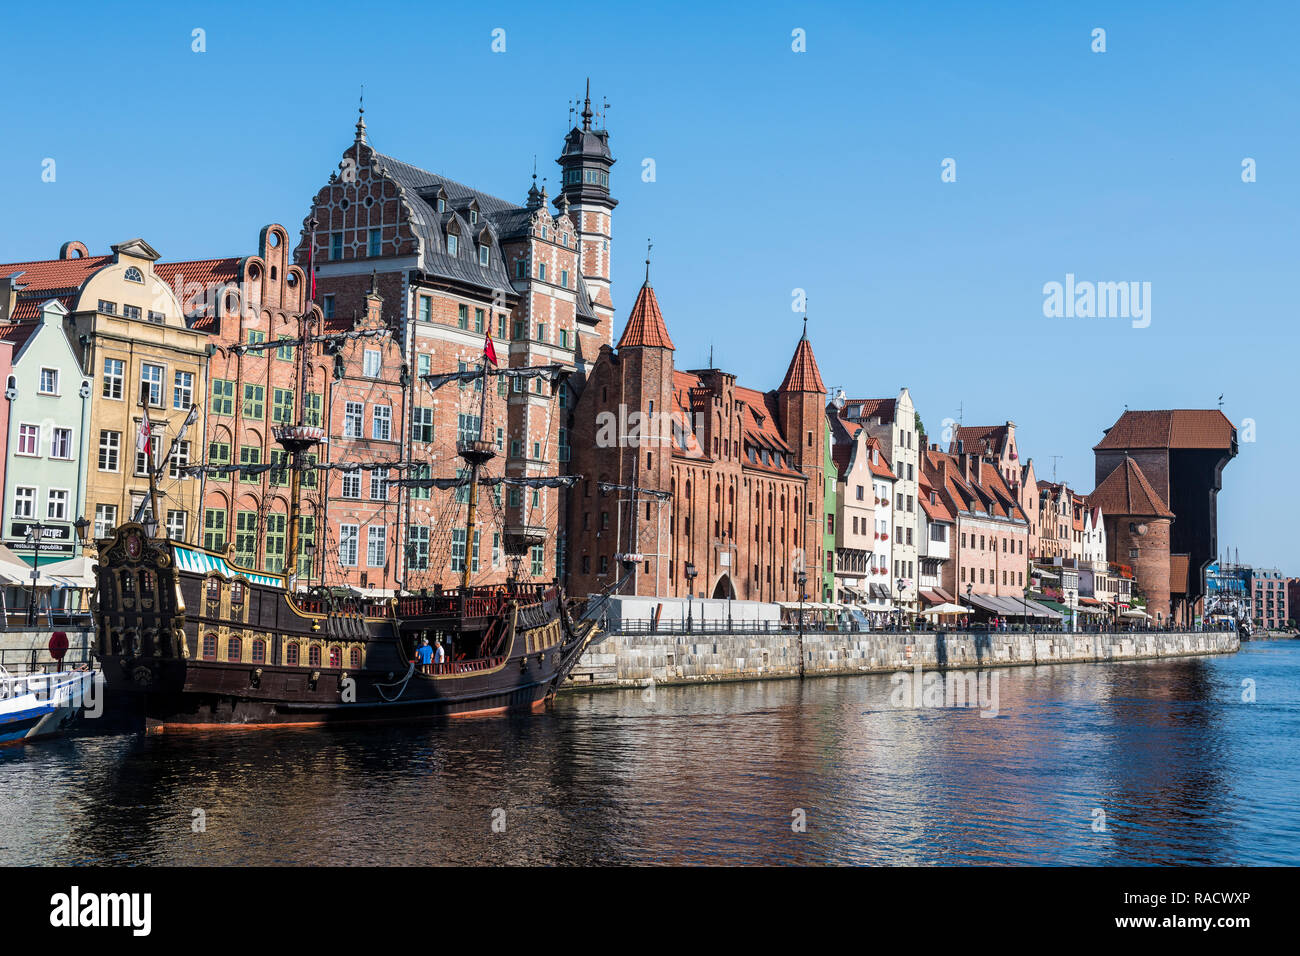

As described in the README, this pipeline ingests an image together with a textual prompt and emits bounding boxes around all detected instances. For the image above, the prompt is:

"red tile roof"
[1094,409,1236,451]
[0,254,110,294]
[615,282,674,350]
[778,334,824,392]
[0,322,39,352]
[951,423,1010,457]
[1087,458,1174,518]
[155,258,241,306]
[841,397,896,424]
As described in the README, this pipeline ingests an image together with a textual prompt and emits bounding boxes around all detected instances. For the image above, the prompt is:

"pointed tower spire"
[644,238,653,285]
[582,77,593,131]
[779,326,825,392]
[616,282,674,350]
[355,86,367,145]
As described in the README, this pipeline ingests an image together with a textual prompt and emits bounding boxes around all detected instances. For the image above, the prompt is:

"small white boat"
[0,666,97,745]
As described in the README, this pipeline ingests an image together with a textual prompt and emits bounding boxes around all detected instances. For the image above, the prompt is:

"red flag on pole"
[136,407,152,453]
[484,326,498,366]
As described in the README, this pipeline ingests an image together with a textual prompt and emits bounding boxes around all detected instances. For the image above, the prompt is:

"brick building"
[565,278,827,601]
[1093,409,1237,623]
[293,96,617,591]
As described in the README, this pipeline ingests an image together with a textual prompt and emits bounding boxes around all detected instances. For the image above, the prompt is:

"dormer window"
[124,266,144,283]
[446,233,459,257]
[479,244,490,267]
[470,209,479,225]
[437,198,447,213]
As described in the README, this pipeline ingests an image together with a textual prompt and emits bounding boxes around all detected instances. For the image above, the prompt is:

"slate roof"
[1094,409,1236,451]
[1087,458,1174,518]
[369,150,596,321]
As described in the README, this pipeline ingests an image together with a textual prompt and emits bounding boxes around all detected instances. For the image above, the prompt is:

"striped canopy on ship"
[172,545,283,588]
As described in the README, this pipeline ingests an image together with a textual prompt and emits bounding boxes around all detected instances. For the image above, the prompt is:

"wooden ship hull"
[92,525,599,729]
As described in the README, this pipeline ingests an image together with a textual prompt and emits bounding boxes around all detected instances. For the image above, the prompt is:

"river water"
[2,640,1297,866]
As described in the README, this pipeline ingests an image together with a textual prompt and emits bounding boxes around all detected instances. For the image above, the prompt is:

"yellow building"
[62,239,209,542]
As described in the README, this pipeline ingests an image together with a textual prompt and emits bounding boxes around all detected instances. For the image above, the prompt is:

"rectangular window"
[272,387,295,424]
[343,402,363,438]
[235,512,259,567]
[407,526,430,570]
[98,299,116,315]
[210,379,235,415]
[13,486,35,519]
[330,232,343,260]
[304,392,323,427]
[363,349,381,377]
[368,228,382,257]
[102,358,124,399]
[166,509,187,542]
[450,528,467,572]
[531,545,544,577]
[95,504,118,539]
[122,304,141,320]
[538,262,547,281]
[173,370,194,409]
[148,310,165,325]
[372,405,392,441]
[417,353,430,376]
[203,508,227,552]
[418,296,431,323]
[457,413,482,444]
[39,367,59,395]
[46,488,68,520]
[458,304,468,330]
[208,441,231,466]
[276,336,294,361]
[239,445,261,482]
[242,384,264,419]
[447,234,459,257]
[516,260,526,279]
[479,244,490,267]
[265,514,287,573]
[370,469,388,500]
[498,314,507,339]
[339,524,359,566]
[269,449,289,486]
[168,440,191,479]
[246,330,265,347]
[474,308,485,333]
[561,269,569,289]
[140,363,164,406]
[323,295,335,319]
[413,407,434,442]
[17,423,39,456]
[367,526,387,567]
[341,471,361,499]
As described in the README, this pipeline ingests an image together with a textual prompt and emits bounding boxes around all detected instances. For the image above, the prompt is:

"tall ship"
[91,224,614,729]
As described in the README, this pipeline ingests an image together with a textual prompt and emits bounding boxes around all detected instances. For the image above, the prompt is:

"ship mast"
[279,217,324,588]
[459,356,493,590]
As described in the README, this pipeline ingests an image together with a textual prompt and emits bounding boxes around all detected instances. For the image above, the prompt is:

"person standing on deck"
[435,641,446,668]
[417,638,433,672]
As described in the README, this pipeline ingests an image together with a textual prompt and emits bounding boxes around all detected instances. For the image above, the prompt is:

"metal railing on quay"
[603,619,1240,638]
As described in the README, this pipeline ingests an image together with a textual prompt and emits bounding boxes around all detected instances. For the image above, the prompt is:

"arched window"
[206,577,221,602]
[230,580,245,606]
[308,644,321,667]
[251,639,266,664]
[286,643,300,666]
[124,266,144,283]
[350,647,362,669]
[202,634,217,660]
[227,636,241,662]
[329,646,341,668]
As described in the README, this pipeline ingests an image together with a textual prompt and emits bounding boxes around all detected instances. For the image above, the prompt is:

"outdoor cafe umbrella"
[921,602,966,617]
[1120,608,1150,620]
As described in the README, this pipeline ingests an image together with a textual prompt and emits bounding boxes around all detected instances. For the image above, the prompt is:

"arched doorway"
[712,574,735,600]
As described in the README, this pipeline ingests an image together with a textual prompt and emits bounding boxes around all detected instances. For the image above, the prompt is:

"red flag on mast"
[484,326,498,366]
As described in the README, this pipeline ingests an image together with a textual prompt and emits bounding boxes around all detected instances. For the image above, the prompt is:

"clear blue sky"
[2,1,1295,568]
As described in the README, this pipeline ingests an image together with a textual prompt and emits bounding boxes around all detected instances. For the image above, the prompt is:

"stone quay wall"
[563,628,1240,689]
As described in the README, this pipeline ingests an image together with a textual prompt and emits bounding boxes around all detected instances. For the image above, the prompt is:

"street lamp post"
[25,523,44,625]
[797,569,808,679]
[896,576,905,631]
[1021,586,1031,633]
[965,582,973,630]
[73,517,91,613]
[684,561,697,633]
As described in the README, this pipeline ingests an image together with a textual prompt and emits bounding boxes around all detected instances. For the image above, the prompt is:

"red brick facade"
[566,282,827,600]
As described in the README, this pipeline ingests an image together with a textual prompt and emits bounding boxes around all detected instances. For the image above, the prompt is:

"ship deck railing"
[397,585,556,621]
[414,656,506,675]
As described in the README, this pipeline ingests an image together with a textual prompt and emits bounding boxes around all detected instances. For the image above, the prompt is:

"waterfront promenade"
[566,621,1241,689]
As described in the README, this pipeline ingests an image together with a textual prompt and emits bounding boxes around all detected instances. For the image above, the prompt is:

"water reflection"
[2,642,1298,865]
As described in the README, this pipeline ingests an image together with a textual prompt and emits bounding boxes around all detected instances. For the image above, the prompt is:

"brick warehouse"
[566,273,828,602]
[291,93,617,591]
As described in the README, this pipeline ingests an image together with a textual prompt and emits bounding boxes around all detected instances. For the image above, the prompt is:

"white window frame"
[341,472,361,499]
[50,427,73,460]
[367,526,386,568]
[94,503,118,539]
[372,405,392,441]
[339,524,359,566]
[16,423,39,457]
[98,430,121,472]
[46,488,69,521]
[343,401,363,438]
[102,357,124,400]
[166,509,187,541]
[140,363,165,407]
[173,370,194,409]
[363,349,381,377]
[39,367,59,395]
[13,486,36,519]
